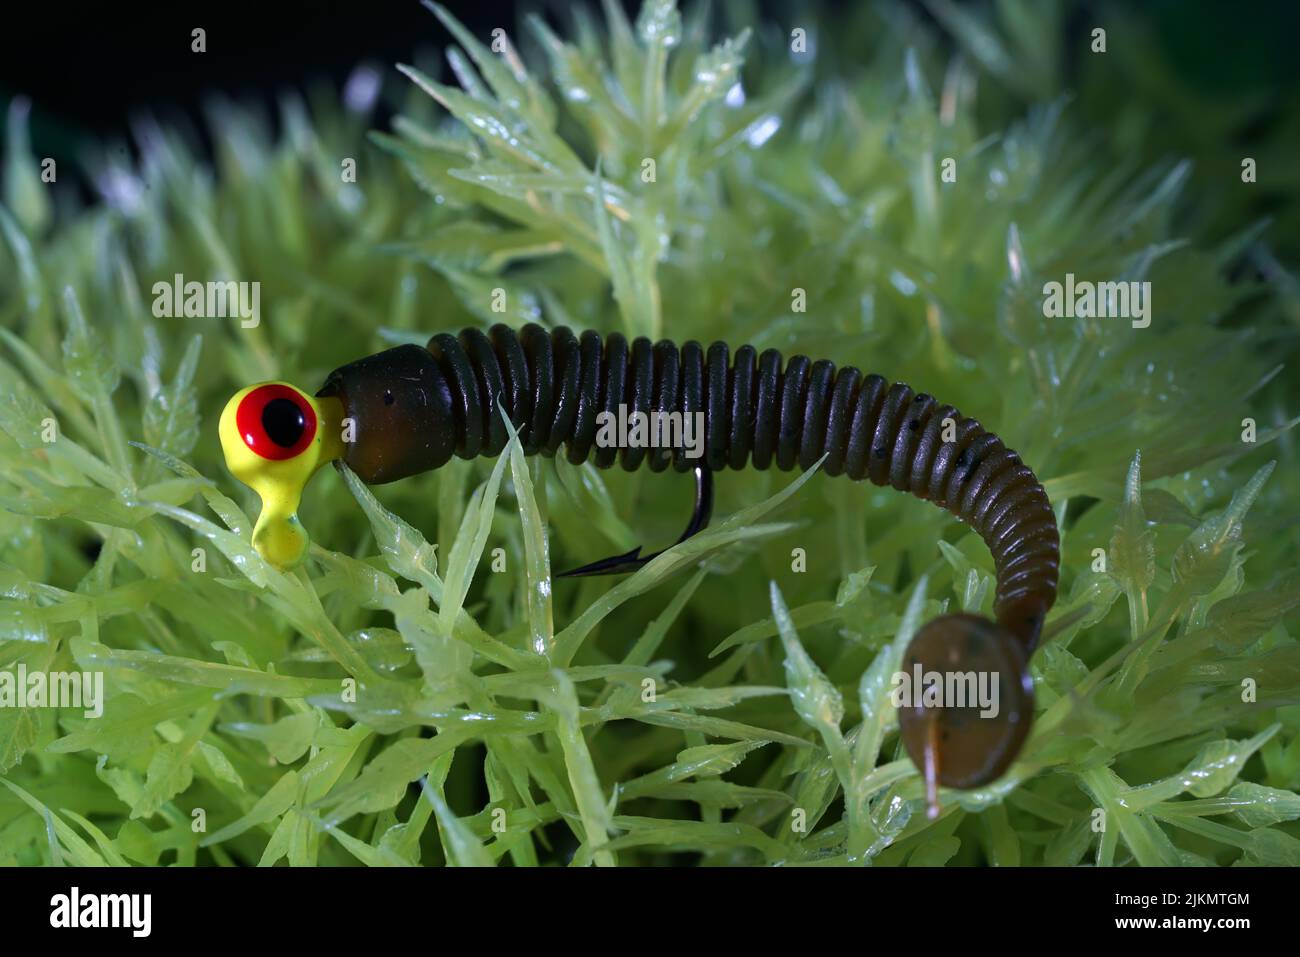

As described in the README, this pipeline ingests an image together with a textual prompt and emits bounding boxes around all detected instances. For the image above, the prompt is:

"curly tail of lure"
[220,322,1059,802]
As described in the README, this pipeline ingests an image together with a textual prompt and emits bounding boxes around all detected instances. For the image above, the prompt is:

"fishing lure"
[219,323,1059,804]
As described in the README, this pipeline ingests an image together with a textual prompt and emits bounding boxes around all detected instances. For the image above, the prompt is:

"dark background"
[1,0,1298,260]
[2,0,1298,149]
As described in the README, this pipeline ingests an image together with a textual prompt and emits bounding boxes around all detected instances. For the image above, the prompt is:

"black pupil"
[262,397,306,448]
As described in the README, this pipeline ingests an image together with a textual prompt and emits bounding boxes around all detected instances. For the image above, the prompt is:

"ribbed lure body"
[317,323,1059,646]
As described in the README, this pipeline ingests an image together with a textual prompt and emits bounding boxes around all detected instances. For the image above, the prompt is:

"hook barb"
[558,465,714,578]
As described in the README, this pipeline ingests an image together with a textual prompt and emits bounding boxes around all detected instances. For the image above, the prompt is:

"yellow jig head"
[218,382,344,568]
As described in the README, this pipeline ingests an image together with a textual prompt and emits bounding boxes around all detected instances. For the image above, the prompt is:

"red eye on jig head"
[234,383,318,460]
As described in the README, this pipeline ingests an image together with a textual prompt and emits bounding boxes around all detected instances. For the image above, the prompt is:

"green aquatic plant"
[0,0,1298,866]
